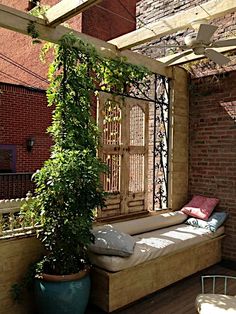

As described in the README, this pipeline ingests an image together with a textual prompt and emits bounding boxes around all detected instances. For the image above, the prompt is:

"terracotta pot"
[38,266,90,282]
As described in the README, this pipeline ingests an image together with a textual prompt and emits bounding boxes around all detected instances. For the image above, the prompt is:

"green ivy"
[26,21,41,44]
[20,33,150,277]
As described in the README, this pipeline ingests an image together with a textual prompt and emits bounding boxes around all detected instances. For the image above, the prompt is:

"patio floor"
[86,262,236,314]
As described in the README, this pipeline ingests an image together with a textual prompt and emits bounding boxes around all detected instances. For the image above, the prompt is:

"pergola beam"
[45,0,102,26]
[109,0,236,50]
[0,4,172,78]
[158,42,236,66]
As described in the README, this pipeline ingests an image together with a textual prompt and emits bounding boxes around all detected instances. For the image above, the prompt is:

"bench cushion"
[110,211,187,235]
[196,294,236,314]
[89,224,224,272]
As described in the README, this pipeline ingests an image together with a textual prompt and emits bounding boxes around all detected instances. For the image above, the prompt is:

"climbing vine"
[20,32,150,277]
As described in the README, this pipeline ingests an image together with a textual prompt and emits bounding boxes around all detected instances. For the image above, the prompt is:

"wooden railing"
[0,172,35,200]
[0,196,38,239]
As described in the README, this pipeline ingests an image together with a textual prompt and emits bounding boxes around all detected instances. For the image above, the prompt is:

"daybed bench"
[89,211,224,312]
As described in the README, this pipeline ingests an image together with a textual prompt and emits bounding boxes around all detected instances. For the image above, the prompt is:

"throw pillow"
[186,212,228,232]
[89,225,136,257]
[181,195,219,220]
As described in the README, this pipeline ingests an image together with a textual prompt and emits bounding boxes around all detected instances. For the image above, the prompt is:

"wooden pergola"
[0,3,236,313]
[109,0,236,64]
[1,0,236,69]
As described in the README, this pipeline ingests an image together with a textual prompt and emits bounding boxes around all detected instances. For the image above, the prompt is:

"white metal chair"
[196,275,236,314]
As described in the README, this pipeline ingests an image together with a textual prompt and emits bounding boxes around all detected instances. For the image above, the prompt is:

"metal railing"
[201,275,236,295]
[0,172,35,200]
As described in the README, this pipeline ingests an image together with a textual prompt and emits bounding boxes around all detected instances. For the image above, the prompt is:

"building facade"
[0,0,137,197]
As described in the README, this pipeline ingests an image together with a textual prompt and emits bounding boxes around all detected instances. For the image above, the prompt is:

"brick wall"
[0,83,52,172]
[137,0,236,39]
[0,0,137,182]
[137,0,209,25]
[83,0,137,41]
[0,0,69,90]
[137,0,236,261]
[189,72,236,261]
[0,0,137,89]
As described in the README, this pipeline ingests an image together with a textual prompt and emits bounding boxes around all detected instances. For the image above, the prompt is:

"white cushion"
[111,211,188,235]
[196,294,236,314]
[89,225,136,257]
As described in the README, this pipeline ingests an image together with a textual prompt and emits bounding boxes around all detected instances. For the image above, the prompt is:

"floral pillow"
[181,195,219,220]
[186,212,228,232]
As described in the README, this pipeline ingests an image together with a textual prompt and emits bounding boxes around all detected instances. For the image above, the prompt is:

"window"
[0,145,16,173]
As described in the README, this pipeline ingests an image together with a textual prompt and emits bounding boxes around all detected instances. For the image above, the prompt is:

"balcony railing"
[0,172,35,200]
[0,197,39,239]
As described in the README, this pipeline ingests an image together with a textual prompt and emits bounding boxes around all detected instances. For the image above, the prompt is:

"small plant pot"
[35,268,91,314]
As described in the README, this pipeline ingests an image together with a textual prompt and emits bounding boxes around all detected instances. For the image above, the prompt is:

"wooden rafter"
[45,0,101,26]
[109,0,236,50]
[0,4,172,78]
[158,42,236,66]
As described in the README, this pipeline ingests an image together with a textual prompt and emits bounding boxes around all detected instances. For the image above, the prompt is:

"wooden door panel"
[97,93,149,219]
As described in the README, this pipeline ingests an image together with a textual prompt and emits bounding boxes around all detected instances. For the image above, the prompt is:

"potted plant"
[26,34,106,314]
[13,31,150,313]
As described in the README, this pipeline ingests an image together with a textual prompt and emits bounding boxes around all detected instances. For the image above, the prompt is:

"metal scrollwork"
[153,74,170,210]
[128,76,154,101]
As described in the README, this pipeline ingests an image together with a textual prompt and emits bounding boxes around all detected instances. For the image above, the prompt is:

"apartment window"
[0,145,16,173]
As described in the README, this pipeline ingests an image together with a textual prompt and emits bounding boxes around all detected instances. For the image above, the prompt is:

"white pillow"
[89,225,136,257]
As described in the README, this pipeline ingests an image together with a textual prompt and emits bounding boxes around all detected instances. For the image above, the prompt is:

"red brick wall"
[0,83,52,172]
[0,0,137,177]
[189,72,236,261]
[136,0,236,262]
[0,0,136,89]
[82,0,137,41]
[0,0,82,90]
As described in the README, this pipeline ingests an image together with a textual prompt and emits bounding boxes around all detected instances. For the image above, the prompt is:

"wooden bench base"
[90,236,223,312]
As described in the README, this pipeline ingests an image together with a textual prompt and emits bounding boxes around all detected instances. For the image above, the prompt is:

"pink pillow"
[181,195,219,220]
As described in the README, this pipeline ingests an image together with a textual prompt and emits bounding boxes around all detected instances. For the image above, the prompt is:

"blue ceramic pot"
[35,270,91,314]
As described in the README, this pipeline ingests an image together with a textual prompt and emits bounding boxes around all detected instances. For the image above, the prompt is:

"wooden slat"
[0,213,3,236]
[45,0,101,26]
[128,205,144,213]
[109,0,236,49]
[127,200,144,207]
[105,197,121,206]
[158,42,236,66]
[120,95,129,215]
[102,204,120,211]
[0,4,172,78]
